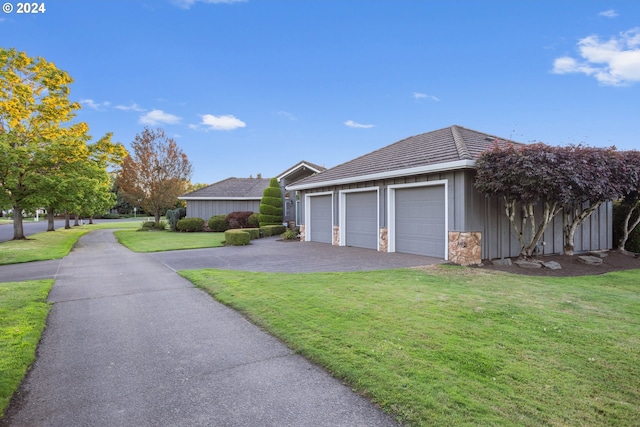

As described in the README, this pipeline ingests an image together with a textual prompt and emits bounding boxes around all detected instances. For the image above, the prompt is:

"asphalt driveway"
[0,230,441,426]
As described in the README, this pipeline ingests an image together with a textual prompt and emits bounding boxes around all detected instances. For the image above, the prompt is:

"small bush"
[166,208,187,231]
[208,214,229,232]
[281,228,299,240]
[226,211,254,229]
[140,220,167,231]
[176,217,205,232]
[261,224,286,237]
[225,229,250,246]
[248,213,260,227]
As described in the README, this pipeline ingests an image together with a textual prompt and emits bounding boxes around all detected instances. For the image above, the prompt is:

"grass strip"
[114,230,226,252]
[0,228,88,265]
[181,266,640,427]
[0,280,53,417]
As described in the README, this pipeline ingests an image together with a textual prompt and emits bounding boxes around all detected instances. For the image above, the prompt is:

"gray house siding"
[186,200,260,221]
[298,169,613,260]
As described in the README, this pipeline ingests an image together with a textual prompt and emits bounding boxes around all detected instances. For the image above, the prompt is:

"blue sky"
[2,0,639,184]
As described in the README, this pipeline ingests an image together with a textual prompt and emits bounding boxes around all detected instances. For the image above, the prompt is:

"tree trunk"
[47,208,56,232]
[64,211,71,229]
[74,214,80,227]
[563,201,601,256]
[618,203,640,250]
[89,216,94,225]
[154,209,161,225]
[12,204,26,240]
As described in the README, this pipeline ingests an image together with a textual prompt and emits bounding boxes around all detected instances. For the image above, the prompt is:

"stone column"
[379,228,388,252]
[448,231,482,266]
[333,226,340,246]
[299,224,306,241]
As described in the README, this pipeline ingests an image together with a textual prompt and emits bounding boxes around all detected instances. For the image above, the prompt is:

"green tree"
[116,127,193,224]
[0,48,85,239]
[259,177,283,226]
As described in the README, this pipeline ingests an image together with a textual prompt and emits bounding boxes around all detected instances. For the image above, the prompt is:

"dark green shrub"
[176,217,205,232]
[224,229,250,246]
[261,224,286,237]
[226,211,254,229]
[166,208,186,231]
[208,214,229,232]
[259,178,283,226]
[248,213,259,227]
[281,228,299,240]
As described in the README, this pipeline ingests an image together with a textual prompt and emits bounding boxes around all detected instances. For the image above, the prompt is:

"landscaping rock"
[514,260,542,269]
[578,255,603,265]
[492,258,512,267]
[542,261,562,270]
[588,250,609,258]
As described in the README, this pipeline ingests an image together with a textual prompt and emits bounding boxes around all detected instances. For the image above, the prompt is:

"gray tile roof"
[180,177,270,199]
[288,125,521,189]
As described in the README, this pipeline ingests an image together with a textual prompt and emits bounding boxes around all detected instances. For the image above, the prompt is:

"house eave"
[286,159,477,191]
[277,162,324,182]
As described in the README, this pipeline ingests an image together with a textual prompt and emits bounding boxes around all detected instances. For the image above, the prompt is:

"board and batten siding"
[186,200,261,221]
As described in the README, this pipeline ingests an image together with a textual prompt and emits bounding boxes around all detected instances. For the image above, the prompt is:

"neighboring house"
[286,125,612,260]
[179,161,324,225]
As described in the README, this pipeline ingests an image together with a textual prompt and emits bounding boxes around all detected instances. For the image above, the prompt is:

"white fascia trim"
[178,197,262,201]
[277,162,324,182]
[287,159,475,191]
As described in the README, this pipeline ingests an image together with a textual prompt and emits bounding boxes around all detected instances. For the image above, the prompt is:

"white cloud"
[276,110,296,120]
[552,28,640,86]
[413,92,440,101]
[170,0,247,9]
[599,9,618,18]
[139,109,181,125]
[345,120,374,129]
[199,114,246,131]
[80,99,110,110]
[115,103,145,112]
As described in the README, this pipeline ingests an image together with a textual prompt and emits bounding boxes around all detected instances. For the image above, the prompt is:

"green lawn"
[181,266,640,427]
[0,222,142,265]
[0,280,53,417]
[114,230,226,252]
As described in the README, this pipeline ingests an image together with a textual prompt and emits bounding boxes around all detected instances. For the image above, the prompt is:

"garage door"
[309,194,332,244]
[345,191,377,249]
[394,185,445,257]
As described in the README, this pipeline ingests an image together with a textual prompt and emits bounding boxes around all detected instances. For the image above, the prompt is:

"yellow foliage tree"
[0,48,89,239]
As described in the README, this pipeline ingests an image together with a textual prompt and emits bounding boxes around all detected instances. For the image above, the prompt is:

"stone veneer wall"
[333,226,340,246]
[448,231,482,266]
[379,228,388,252]
[299,224,306,241]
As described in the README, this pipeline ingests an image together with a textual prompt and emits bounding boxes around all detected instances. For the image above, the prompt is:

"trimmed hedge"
[176,217,205,232]
[259,178,283,226]
[225,229,250,246]
[242,228,261,239]
[261,224,286,237]
[208,214,229,232]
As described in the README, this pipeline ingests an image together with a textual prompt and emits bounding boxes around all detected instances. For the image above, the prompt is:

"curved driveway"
[1,230,440,426]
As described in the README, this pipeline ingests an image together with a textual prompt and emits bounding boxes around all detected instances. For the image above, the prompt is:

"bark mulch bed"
[478,250,640,277]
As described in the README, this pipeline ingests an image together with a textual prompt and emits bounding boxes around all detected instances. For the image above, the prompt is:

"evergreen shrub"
[261,224,286,237]
[259,178,283,226]
[224,229,250,246]
[176,217,205,232]
[208,214,229,232]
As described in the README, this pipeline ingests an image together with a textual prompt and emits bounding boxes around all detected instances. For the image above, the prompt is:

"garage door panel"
[309,195,332,244]
[345,191,377,249]
[395,186,445,257]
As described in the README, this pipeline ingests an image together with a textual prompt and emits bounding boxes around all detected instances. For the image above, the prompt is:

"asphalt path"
[1,229,403,426]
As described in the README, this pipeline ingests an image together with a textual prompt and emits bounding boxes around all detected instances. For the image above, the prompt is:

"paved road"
[1,230,403,426]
